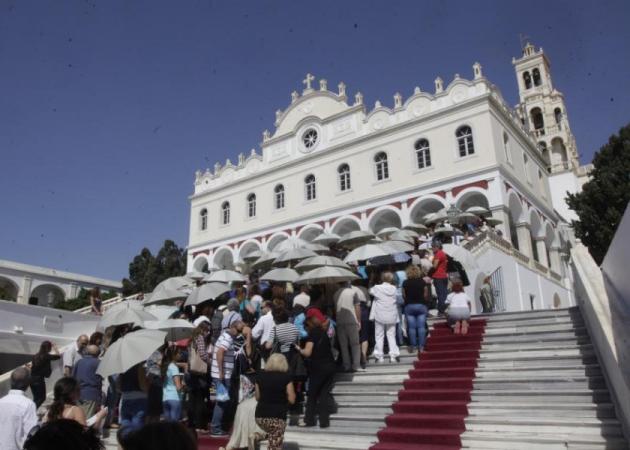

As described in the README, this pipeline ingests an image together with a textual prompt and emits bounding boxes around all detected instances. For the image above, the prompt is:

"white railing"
[74,293,142,315]
[571,241,630,439]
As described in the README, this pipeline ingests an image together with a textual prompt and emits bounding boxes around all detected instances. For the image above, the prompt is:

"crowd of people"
[0,235,485,450]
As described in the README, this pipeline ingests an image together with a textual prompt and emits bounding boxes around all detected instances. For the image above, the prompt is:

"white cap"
[193,315,211,327]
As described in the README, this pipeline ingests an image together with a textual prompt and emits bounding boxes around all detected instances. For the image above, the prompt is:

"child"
[445,277,472,334]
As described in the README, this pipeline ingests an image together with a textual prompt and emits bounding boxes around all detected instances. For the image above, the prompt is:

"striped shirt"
[267,322,300,354]
[211,331,235,380]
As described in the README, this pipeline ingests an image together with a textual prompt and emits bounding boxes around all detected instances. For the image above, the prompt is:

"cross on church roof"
[303,73,315,91]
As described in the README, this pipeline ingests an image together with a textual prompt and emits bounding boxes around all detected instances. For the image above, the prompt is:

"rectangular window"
[340,173,350,191]
[417,149,431,169]
[376,162,389,181]
[248,202,256,218]
[306,183,316,201]
[276,192,284,209]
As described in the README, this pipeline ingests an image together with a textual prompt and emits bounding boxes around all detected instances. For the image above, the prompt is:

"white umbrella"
[381,240,414,254]
[251,251,280,269]
[97,329,167,378]
[260,268,300,283]
[153,276,193,293]
[144,319,194,341]
[274,248,318,265]
[344,244,389,263]
[242,249,264,262]
[338,230,375,248]
[203,270,247,283]
[185,271,206,281]
[452,212,480,225]
[309,243,331,253]
[388,230,418,243]
[294,255,350,271]
[274,237,320,253]
[295,266,359,284]
[142,288,187,306]
[444,243,479,270]
[423,209,447,224]
[434,226,463,237]
[312,232,340,245]
[466,206,490,216]
[376,227,400,238]
[404,222,429,234]
[185,282,231,306]
[485,217,503,226]
[143,305,179,321]
[99,303,158,329]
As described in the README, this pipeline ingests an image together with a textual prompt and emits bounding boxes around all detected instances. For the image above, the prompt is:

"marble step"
[480,307,579,321]
[460,431,628,450]
[483,316,584,329]
[477,358,599,369]
[467,402,617,418]
[283,431,375,450]
[470,388,611,403]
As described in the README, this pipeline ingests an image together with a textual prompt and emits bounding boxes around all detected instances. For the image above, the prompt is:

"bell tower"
[513,42,579,174]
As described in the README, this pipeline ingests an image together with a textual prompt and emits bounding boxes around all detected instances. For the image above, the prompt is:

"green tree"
[566,123,630,264]
[122,240,187,295]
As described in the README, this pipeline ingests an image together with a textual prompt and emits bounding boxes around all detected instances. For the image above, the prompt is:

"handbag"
[290,350,308,381]
[216,382,230,402]
[189,343,208,375]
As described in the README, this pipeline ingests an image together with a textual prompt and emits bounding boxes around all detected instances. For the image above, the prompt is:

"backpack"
[446,255,470,286]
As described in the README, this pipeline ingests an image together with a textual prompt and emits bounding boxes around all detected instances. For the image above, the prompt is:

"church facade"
[186,43,588,311]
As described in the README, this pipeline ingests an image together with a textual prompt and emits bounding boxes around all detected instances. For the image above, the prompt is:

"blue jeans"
[433,278,449,313]
[163,399,182,422]
[396,304,404,345]
[405,303,428,349]
[210,378,231,433]
[120,397,147,437]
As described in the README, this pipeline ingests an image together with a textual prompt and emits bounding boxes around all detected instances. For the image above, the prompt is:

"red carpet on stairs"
[370,318,487,450]
[197,435,229,450]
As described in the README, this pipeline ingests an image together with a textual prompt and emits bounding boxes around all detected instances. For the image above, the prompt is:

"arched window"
[532,68,542,86]
[305,174,316,201]
[522,71,532,89]
[374,152,389,181]
[503,132,511,163]
[247,193,256,218]
[221,202,230,225]
[456,126,475,157]
[200,208,208,231]
[274,184,285,209]
[538,170,545,195]
[338,164,351,191]
[554,107,563,130]
[530,108,544,132]
[414,139,431,169]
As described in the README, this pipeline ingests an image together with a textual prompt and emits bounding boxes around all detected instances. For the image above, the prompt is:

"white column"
[360,211,368,230]
[535,238,549,267]
[18,276,32,305]
[490,206,511,239]
[549,246,562,274]
[516,223,533,258]
[69,283,79,299]
[400,202,410,226]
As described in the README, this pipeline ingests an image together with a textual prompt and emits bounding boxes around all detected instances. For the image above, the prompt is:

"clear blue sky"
[1,0,629,281]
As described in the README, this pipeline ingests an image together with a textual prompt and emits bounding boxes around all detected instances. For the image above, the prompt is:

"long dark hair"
[33,341,52,366]
[160,346,178,381]
[47,377,79,421]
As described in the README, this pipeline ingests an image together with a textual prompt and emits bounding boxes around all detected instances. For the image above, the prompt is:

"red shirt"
[432,249,448,279]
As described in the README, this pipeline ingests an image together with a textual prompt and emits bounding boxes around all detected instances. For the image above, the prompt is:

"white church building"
[186,43,591,313]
